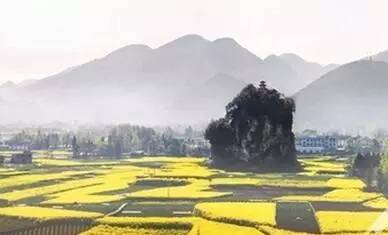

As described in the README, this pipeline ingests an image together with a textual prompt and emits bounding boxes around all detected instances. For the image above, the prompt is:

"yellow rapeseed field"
[364,196,388,209]
[300,159,347,175]
[323,189,382,202]
[1,156,385,234]
[258,225,313,235]
[81,225,189,235]
[188,219,265,235]
[42,167,141,204]
[194,202,276,226]
[326,178,365,189]
[316,211,388,233]
[36,158,122,166]
[0,170,97,190]
[0,177,103,201]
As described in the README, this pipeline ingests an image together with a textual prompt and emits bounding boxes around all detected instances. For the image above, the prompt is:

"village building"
[295,135,337,154]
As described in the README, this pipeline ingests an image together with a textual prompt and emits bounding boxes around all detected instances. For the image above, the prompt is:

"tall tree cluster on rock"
[205,81,298,170]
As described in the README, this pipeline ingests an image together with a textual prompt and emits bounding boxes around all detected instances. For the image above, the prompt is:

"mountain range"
[1,34,387,130]
[0,34,337,125]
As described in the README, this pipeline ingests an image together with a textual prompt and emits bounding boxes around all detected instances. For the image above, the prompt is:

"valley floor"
[0,153,387,234]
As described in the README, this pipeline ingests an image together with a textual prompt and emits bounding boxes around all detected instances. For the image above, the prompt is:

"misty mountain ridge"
[295,60,388,131]
[0,34,348,125]
[17,34,335,93]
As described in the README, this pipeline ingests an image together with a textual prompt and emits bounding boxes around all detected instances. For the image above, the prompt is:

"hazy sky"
[0,0,387,83]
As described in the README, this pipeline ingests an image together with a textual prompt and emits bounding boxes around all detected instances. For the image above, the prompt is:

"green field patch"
[97,216,194,230]
[0,178,61,194]
[58,201,127,214]
[126,179,231,200]
[0,206,103,220]
[209,176,329,189]
[0,171,30,178]
[276,201,320,234]
[130,161,168,169]
[134,201,194,205]
[96,184,156,196]
[312,201,382,212]
[117,202,195,217]
[95,182,179,197]
[212,185,330,201]
[14,195,48,205]
[93,178,188,197]
[35,158,132,167]
[0,216,37,233]
[135,178,188,187]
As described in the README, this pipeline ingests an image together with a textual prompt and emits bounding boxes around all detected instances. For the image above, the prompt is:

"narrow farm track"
[106,202,128,216]
[117,202,195,217]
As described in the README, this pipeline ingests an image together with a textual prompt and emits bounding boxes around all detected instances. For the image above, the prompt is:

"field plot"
[0,155,387,234]
[81,225,189,235]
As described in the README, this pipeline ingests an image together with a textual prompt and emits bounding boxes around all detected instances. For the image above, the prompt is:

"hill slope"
[372,50,388,63]
[295,60,388,131]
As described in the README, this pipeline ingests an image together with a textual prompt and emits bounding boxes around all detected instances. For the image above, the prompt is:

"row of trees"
[379,153,388,193]
[7,130,73,150]
[5,124,209,158]
[351,151,388,193]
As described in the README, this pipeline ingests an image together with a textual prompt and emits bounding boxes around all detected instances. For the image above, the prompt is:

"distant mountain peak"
[120,44,152,51]
[158,34,209,50]
[179,34,206,41]
[213,37,239,46]
[107,44,152,57]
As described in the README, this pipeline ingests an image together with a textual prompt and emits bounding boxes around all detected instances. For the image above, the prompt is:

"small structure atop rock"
[259,80,267,89]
